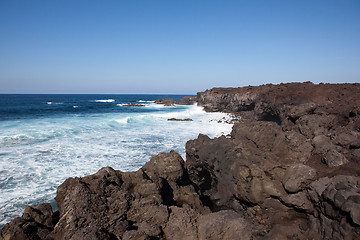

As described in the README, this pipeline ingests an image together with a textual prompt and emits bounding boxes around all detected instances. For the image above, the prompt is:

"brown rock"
[175,96,197,105]
[197,210,252,240]
[122,104,145,107]
[167,118,193,121]
[154,98,176,106]
[163,206,198,240]
[282,164,317,193]
[322,149,349,167]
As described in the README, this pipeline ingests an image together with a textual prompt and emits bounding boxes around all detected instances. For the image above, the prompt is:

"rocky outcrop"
[155,98,176,106]
[2,82,360,239]
[175,96,196,105]
[197,82,360,124]
[187,82,360,239]
[1,151,250,240]
[155,96,197,106]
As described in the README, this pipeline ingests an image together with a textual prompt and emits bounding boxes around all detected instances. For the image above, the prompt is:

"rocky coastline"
[1,82,360,240]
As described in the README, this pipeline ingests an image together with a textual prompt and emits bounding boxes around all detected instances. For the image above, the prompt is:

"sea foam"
[94,99,115,103]
[0,97,232,227]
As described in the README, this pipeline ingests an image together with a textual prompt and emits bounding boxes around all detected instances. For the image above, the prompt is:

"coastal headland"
[1,82,360,239]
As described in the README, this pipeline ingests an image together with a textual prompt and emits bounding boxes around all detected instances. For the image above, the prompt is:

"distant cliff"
[2,82,360,240]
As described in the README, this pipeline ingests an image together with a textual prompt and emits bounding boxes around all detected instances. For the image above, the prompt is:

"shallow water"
[0,94,233,226]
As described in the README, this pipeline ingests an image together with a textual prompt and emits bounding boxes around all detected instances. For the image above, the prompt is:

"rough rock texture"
[154,98,176,106]
[155,96,196,106]
[187,82,360,239]
[175,96,197,105]
[2,82,360,240]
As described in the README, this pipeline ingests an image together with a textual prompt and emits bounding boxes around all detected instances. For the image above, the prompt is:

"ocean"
[0,94,233,226]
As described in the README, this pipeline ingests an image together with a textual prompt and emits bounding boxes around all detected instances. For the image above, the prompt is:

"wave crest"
[94,99,115,103]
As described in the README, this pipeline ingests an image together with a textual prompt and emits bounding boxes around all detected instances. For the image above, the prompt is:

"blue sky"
[0,0,359,94]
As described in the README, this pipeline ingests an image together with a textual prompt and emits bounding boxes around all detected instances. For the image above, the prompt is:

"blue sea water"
[0,94,233,226]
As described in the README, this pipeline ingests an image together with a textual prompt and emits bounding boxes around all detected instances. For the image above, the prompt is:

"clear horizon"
[1,0,359,94]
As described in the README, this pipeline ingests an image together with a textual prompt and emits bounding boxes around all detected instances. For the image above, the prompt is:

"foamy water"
[0,95,233,226]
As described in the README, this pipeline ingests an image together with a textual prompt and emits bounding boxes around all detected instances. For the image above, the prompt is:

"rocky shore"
[1,82,360,240]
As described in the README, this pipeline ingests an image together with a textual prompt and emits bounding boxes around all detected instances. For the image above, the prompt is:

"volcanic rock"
[122,104,145,107]
[154,98,176,106]
[175,96,196,105]
[155,96,197,106]
[167,118,193,121]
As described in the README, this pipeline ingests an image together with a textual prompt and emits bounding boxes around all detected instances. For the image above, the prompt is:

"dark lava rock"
[122,104,145,107]
[175,96,196,105]
[168,118,193,121]
[154,98,176,106]
[2,82,360,240]
[155,96,196,106]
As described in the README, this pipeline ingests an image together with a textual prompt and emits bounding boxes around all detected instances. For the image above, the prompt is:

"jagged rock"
[155,96,197,106]
[0,203,58,240]
[163,206,198,240]
[282,164,317,193]
[22,203,57,229]
[175,96,197,105]
[307,175,360,239]
[154,98,176,106]
[322,149,349,167]
[197,210,252,240]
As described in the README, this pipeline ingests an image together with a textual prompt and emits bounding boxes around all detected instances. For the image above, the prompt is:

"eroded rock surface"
[2,82,360,240]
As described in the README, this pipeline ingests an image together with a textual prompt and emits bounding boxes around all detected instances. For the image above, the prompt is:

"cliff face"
[2,82,360,240]
[198,82,360,124]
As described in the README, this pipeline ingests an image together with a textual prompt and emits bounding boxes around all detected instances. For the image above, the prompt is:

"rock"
[197,210,252,240]
[312,135,334,155]
[168,118,193,121]
[334,132,360,149]
[0,203,58,240]
[307,175,360,238]
[322,149,349,167]
[282,164,317,193]
[163,206,198,240]
[122,104,145,107]
[154,98,176,106]
[22,203,57,229]
[175,96,197,105]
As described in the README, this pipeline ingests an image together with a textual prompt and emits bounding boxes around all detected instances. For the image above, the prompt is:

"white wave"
[73,106,78,108]
[144,103,175,109]
[46,102,63,105]
[114,116,131,124]
[94,99,115,103]
[137,100,154,103]
[0,103,234,226]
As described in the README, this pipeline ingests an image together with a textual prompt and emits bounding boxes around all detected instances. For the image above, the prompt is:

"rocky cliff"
[1,82,360,240]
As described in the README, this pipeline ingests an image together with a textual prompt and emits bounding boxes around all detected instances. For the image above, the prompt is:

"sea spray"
[0,94,232,226]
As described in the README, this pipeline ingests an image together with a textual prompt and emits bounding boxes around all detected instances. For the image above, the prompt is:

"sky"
[0,0,359,94]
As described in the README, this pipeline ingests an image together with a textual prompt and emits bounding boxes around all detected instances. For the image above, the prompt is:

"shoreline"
[2,82,360,239]
[0,100,233,228]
